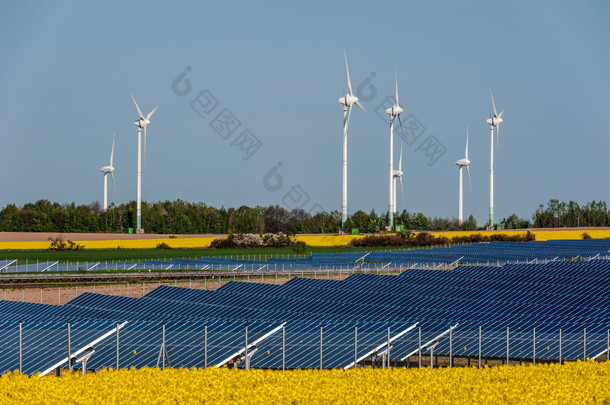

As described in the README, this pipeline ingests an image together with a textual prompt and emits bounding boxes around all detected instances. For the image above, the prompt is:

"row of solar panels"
[1,259,609,374]
[2,239,609,273]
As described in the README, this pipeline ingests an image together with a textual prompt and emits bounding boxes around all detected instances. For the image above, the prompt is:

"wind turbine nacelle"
[393,169,403,177]
[338,96,346,105]
[386,105,404,116]
[494,117,503,126]
[98,166,114,173]
[486,118,493,125]
[345,94,358,106]
[455,158,470,167]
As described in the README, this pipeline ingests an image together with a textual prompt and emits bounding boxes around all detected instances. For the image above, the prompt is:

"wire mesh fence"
[2,321,608,376]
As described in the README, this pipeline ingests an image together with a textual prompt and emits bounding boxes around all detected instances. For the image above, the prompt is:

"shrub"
[290,240,308,254]
[48,235,84,251]
[581,232,592,240]
[156,242,172,250]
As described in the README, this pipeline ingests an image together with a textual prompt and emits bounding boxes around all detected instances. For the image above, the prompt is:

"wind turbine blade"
[131,94,144,119]
[345,104,353,136]
[344,49,353,96]
[498,110,504,119]
[143,127,147,168]
[399,175,405,208]
[466,165,472,193]
[110,132,115,166]
[395,67,399,106]
[398,114,406,141]
[147,106,158,120]
[111,172,118,204]
[489,88,498,117]
[398,140,403,172]
[355,101,366,112]
[465,126,469,160]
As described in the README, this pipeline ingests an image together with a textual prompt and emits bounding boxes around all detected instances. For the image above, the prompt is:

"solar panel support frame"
[39,321,128,377]
[0,259,16,272]
[345,323,419,370]
[400,325,458,362]
[215,323,285,369]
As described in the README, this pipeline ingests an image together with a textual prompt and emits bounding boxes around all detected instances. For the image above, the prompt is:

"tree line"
[0,199,607,234]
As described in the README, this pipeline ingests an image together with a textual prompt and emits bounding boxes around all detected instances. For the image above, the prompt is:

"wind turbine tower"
[131,94,158,233]
[385,69,404,228]
[338,50,366,231]
[454,127,471,224]
[486,89,503,229]
[97,132,117,211]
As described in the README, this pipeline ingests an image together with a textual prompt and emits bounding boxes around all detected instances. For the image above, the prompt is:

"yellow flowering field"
[0,230,608,250]
[1,361,609,404]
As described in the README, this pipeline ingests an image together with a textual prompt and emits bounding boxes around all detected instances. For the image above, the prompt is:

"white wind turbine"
[385,69,404,228]
[131,94,158,233]
[338,50,366,231]
[454,127,472,224]
[97,132,118,211]
[485,89,503,228]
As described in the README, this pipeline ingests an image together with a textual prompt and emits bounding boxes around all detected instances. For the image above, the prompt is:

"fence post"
[75,286,78,297]
[387,326,391,369]
[449,325,453,368]
[559,329,562,365]
[320,326,323,370]
[506,326,510,365]
[582,328,587,361]
[40,288,43,304]
[67,322,72,372]
[19,322,22,374]
[204,325,208,368]
[116,322,120,370]
[161,323,166,370]
[245,325,249,370]
[58,287,61,305]
[478,326,482,369]
[282,325,285,371]
[533,327,536,366]
[21,289,24,302]
[354,326,358,369]
[607,329,609,362]
[418,326,422,368]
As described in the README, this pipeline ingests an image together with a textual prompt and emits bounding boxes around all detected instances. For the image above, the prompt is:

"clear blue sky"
[1,1,608,224]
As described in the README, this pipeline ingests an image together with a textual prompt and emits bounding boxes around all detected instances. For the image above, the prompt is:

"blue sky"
[1,1,608,224]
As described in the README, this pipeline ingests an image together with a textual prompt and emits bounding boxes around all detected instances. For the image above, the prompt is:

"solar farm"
[1,238,610,376]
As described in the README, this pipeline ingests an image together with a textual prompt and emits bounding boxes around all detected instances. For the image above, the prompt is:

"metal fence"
[3,322,609,376]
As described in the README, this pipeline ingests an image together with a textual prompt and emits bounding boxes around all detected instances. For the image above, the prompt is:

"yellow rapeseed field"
[0,230,609,250]
[1,361,609,404]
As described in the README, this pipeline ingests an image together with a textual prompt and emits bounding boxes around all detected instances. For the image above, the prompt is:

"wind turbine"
[131,94,158,233]
[97,132,118,211]
[485,89,503,228]
[385,69,404,228]
[454,127,471,224]
[392,141,405,215]
[338,50,366,231]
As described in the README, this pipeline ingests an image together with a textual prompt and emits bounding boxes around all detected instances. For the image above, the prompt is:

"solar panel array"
[3,239,609,273]
[0,242,609,374]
